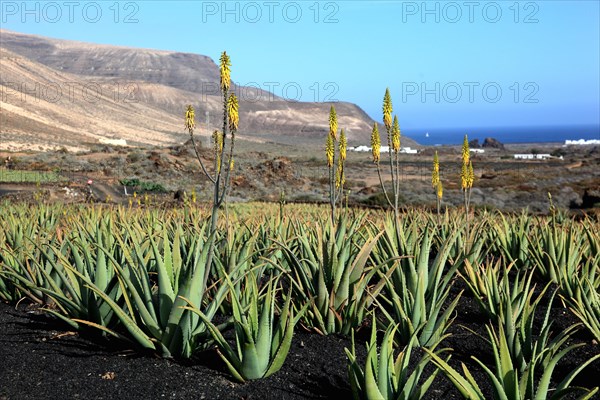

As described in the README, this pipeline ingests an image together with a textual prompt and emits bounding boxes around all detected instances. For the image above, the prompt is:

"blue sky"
[1,0,599,134]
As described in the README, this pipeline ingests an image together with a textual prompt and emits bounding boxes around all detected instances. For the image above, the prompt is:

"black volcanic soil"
[1,279,599,400]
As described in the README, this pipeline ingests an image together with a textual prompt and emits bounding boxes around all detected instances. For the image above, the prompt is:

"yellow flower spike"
[227,93,239,132]
[391,115,401,152]
[185,105,195,134]
[213,130,224,153]
[213,130,223,171]
[326,133,335,167]
[461,162,468,190]
[467,160,475,188]
[432,151,440,188]
[329,106,338,140]
[219,51,232,92]
[461,134,470,166]
[437,180,443,199]
[383,88,393,131]
[335,162,345,189]
[371,123,381,164]
[230,158,235,171]
[339,129,347,162]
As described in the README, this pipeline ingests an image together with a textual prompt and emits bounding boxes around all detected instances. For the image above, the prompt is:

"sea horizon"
[405,125,600,146]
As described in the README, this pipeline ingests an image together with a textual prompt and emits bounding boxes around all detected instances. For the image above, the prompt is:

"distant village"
[348,138,599,161]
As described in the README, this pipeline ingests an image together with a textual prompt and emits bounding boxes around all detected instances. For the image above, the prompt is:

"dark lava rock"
[581,188,600,208]
[469,139,481,148]
[172,139,203,157]
[482,137,505,149]
[358,186,378,195]
[174,189,186,201]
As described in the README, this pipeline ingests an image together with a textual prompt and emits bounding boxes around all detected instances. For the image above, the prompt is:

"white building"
[99,138,127,146]
[349,146,417,154]
[514,154,552,160]
[400,147,418,154]
[565,139,600,145]
[470,149,485,154]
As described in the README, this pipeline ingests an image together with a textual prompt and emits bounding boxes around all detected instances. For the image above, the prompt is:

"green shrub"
[119,178,167,193]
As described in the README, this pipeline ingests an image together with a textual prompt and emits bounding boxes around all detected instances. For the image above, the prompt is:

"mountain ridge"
[0,29,418,152]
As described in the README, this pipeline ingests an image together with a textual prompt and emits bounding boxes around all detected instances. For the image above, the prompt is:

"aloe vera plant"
[213,224,283,315]
[188,273,303,382]
[426,321,600,400]
[63,224,229,358]
[27,231,123,330]
[0,205,60,303]
[563,277,600,343]
[2,199,600,392]
[491,212,531,269]
[460,259,538,323]
[375,218,461,347]
[280,214,388,335]
[1,219,113,312]
[450,216,491,271]
[529,219,592,289]
[345,316,444,400]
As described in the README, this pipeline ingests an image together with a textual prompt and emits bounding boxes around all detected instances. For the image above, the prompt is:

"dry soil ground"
[1,141,599,214]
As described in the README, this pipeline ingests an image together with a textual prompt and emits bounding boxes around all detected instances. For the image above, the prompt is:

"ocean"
[406,125,600,146]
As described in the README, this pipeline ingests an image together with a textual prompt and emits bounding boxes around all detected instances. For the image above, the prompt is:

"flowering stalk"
[383,88,393,131]
[432,151,443,215]
[279,189,286,224]
[390,115,402,213]
[326,106,346,222]
[185,51,238,288]
[460,134,475,241]
[371,123,392,208]
[373,88,402,232]
[437,181,443,214]
[336,129,347,209]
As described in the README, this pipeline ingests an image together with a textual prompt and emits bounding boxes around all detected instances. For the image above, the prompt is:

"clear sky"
[1,0,599,133]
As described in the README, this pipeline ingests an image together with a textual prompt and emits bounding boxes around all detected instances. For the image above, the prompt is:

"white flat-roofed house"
[99,138,127,146]
[565,139,600,145]
[349,146,418,154]
[514,154,552,160]
[400,147,418,154]
[349,145,370,152]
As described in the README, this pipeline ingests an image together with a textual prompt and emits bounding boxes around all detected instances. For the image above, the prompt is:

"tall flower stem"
[326,106,344,224]
[374,88,402,239]
[185,51,238,289]
[460,135,474,250]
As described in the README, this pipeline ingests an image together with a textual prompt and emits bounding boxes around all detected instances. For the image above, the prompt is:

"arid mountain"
[0,29,416,151]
